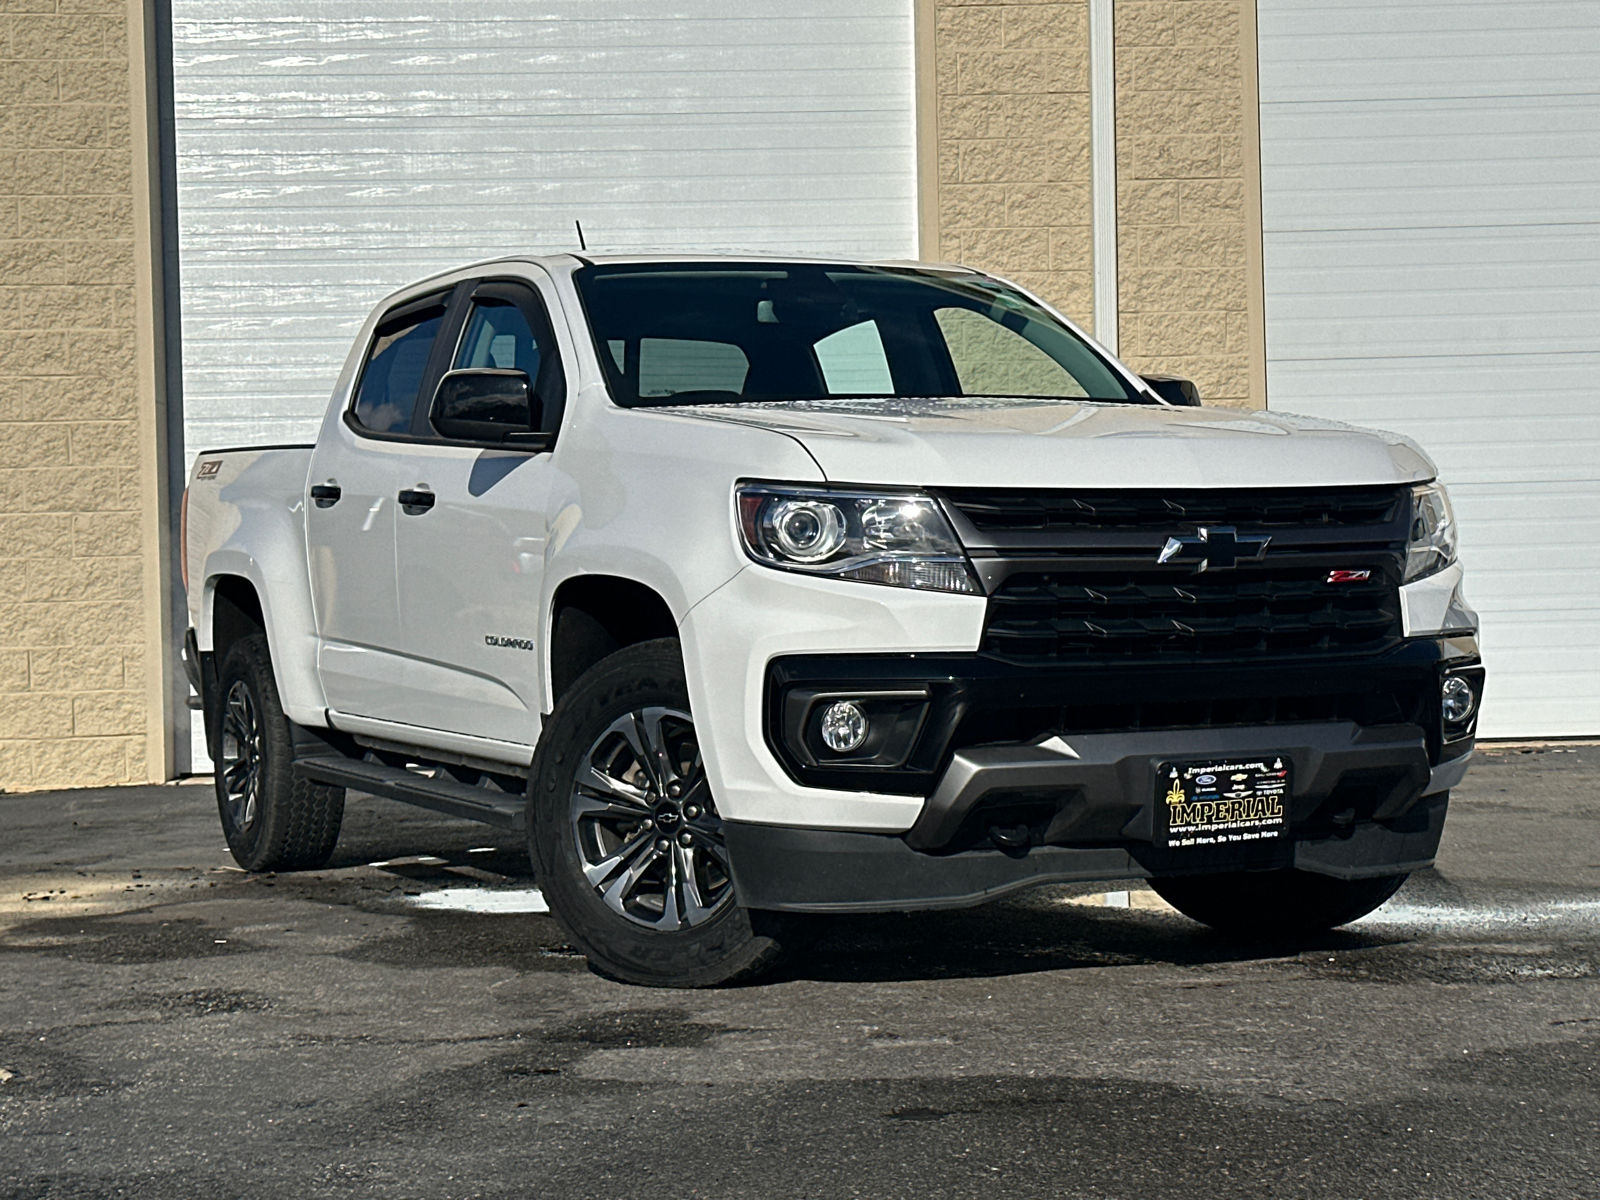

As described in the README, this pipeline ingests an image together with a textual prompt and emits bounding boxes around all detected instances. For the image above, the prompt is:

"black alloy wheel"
[218,679,264,834]
[211,633,345,872]
[570,706,735,931]
[529,638,814,987]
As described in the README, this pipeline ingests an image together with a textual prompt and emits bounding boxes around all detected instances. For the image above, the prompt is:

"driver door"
[388,277,570,746]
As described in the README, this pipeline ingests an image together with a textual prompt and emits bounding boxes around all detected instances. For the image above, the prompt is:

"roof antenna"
[575,220,587,252]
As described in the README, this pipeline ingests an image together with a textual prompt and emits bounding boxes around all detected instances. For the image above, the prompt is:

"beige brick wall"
[1114,0,1261,408]
[0,0,162,789]
[931,0,1096,329]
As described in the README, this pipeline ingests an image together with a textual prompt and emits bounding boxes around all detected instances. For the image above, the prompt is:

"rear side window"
[352,299,448,433]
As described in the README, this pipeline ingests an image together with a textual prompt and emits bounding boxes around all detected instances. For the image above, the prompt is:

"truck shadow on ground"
[316,843,1407,984]
[779,896,1402,984]
[318,833,1414,985]
[309,807,1409,985]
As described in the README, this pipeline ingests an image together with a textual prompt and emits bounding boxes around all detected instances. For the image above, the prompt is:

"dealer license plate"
[1158,757,1291,851]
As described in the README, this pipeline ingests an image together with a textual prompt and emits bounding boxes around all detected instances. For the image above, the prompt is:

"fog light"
[1441,676,1477,724]
[820,700,868,753]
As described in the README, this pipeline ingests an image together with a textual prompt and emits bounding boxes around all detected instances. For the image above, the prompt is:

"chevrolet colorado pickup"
[182,254,1483,986]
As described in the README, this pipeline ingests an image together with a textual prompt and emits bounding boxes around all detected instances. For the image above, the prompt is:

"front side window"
[352,299,448,433]
[440,287,568,440]
[572,263,1144,408]
[455,298,541,375]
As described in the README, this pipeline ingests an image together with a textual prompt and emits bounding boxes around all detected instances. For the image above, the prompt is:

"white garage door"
[171,1,917,456]
[1257,0,1600,737]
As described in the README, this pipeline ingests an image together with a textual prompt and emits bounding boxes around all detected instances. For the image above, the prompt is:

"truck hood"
[672,398,1437,489]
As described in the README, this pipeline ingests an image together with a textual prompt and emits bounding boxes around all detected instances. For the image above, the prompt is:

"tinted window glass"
[638,338,749,398]
[814,320,893,394]
[573,263,1144,408]
[353,304,446,432]
[935,307,1087,398]
[455,298,541,375]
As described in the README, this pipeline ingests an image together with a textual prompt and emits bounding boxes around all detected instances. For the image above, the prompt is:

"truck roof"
[384,251,979,306]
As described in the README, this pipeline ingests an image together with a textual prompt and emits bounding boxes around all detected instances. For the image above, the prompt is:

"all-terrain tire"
[1150,868,1408,936]
[212,634,345,871]
[528,638,812,987]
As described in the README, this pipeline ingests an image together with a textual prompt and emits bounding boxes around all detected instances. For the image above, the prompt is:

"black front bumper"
[766,636,1481,797]
[724,793,1449,913]
[734,637,1479,913]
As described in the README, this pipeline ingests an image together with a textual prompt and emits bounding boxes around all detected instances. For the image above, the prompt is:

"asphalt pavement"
[1,744,1597,1199]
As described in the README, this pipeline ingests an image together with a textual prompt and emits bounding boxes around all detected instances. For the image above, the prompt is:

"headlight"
[1405,481,1458,583]
[736,484,982,595]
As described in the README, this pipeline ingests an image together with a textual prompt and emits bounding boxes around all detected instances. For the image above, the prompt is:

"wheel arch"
[208,574,265,667]
[197,550,327,725]
[546,574,680,706]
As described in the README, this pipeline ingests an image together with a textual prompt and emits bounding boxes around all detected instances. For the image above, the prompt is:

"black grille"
[945,485,1412,667]
[944,485,1405,533]
[952,678,1430,748]
[983,566,1403,663]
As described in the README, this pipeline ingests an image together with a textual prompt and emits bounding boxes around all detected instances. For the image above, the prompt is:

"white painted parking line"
[369,856,448,868]
[1062,889,1175,911]
[409,887,550,914]
[1356,898,1600,930]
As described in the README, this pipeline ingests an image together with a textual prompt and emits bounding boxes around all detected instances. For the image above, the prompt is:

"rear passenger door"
[306,290,453,721]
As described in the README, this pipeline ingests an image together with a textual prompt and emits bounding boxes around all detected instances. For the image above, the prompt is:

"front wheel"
[528,639,811,987]
[1150,869,1408,936]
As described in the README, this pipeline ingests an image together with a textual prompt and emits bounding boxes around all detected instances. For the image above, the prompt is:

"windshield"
[572,262,1149,408]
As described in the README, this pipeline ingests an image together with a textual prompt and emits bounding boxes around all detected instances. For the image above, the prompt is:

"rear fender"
[200,554,325,726]
[188,449,326,725]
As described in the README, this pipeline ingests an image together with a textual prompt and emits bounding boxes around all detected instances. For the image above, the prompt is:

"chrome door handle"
[398,488,435,513]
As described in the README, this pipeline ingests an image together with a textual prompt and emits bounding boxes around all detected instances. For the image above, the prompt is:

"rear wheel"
[529,639,811,987]
[213,634,344,871]
[1151,869,1408,936]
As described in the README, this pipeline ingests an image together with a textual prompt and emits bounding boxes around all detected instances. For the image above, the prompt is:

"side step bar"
[294,755,527,831]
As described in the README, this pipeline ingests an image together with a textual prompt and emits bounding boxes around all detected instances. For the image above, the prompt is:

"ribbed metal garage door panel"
[1262,231,1600,361]
[172,2,917,455]
[1258,0,1600,737]
[1258,0,1597,101]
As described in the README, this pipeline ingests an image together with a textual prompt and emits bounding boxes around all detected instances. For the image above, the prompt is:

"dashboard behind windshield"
[571,263,1148,408]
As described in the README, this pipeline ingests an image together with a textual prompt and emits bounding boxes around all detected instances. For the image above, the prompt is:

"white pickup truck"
[182,253,1483,986]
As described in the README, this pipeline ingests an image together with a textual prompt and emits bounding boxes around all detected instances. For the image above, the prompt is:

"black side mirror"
[1142,374,1201,406]
[430,368,546,443]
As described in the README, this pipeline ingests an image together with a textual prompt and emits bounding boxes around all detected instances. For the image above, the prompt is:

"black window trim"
[436,279,569,439]
[343,276,570,453]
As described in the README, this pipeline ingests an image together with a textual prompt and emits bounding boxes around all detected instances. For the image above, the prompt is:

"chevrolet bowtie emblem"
[1157,526,1271,572]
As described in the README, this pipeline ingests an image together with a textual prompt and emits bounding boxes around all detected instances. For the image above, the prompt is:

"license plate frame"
[1158,756,1292,852]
